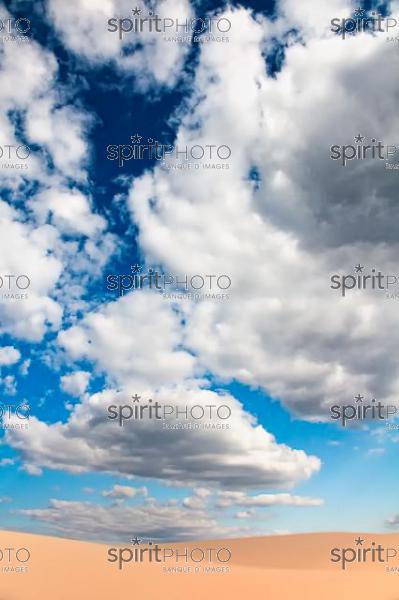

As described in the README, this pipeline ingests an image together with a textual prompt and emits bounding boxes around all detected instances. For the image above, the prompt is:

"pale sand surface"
[1,530,399,600]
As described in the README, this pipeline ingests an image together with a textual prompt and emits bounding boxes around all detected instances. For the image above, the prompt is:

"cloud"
[45,0,193,89]
[0,346,20,366]
[0,14,116,341]
[216,491,324,508]
[60,371,91,397]
[20,463,43,476]
[182,488,211,509]
[366,447,385,457]
[20,497,235,542]
[102,484,148,499]
[19,359,31,376]
[57,292,197,387]
[6,384,320,489]
[0,458,14,467]
[386,514,399,529]
[30,189,106,237]
[0,201,63,341]
[125,3,399,423]
[0,374,17,396]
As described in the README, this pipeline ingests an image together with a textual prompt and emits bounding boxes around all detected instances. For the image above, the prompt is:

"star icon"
[131,264,142,273]
[132,7,142,16]
[147,138,154,144]
[354,264,364,273]
[354,134,365,144]
[354,7,365,18]
[131,134,142,144]
[354,394,364,403]
[355,537,364,546]
[131,394,141,403]
[130,536,141,545]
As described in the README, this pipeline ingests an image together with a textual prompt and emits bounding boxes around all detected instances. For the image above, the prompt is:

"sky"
[0,0,399,543]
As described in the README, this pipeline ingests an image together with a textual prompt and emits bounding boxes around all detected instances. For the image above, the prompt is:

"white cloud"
[25,100,91,182]
[0,346,20,366]
[0,200,63,341]
[6,384,320,489]
[57,292,197,387]
[60,371,91,397]
[19,359,31,376]
[45,0,193,89]
[125,4,399,423]
[20,463,43,476]
[30,189,106,237]
[182,488,211,509]
[1,374,17,396]
[216,491,324,508]
[102,484,148,499]
[0,11,116,340]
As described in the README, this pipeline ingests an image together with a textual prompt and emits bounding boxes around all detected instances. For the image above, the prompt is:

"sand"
[1,530,399,600]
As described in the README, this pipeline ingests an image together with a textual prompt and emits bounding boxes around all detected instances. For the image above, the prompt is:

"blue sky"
[0,0,399,543]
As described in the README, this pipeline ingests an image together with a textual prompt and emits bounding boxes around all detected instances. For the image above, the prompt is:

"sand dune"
[1,530,399,600]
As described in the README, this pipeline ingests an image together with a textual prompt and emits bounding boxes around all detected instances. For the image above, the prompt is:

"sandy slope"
[1,530,399,600]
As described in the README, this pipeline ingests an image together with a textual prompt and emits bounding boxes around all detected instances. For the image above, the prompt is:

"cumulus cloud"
[0,374,17,396]
[4,0,390,543]
[102,484,148,499]
[0,346,20,366]
[19,359,31,376]
[20,463,42,476]
[45,0,193,89]
[20,497,235,542]
[57,292,197,387]
[30,189,106,238]
[182,488,211,509]
[6,384,320,489]
[125,2,399,422]
[60,371,91,397]
[0,8,116,340]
